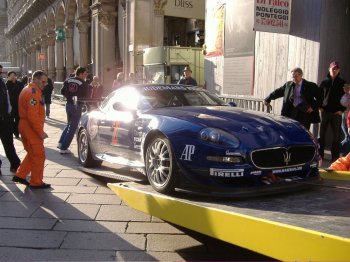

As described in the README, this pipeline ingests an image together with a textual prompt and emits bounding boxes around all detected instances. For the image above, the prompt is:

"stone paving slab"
[55,169,93,179]
[0,247,116,261]
[66,193,122,205]
[146,234,205,252]
[0,201,40,217]
[31,203,100,220]
[49,185,97,194]
[96,205,152,222]
[0,229,66,248]
[53,219,127,233]
[127,222,183,234]
[0,183,27,192]
[95,186,116,194]
[77,178,108,187]
[0,217,57,230]
[44,177,81,186]
[61,232,146,251]
[116,250,184,261]
[0,191,70,203]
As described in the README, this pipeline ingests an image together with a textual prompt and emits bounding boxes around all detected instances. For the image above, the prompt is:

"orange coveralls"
[329,153,350,171]
[15,83,46,186]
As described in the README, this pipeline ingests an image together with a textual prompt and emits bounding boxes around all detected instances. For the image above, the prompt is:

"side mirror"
[228,101,237,107]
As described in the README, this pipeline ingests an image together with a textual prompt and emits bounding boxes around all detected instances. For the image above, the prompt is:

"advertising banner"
[205,3,225,57]
[254,0,291,34]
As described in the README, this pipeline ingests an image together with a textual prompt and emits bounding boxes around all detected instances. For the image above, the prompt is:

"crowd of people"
[1,60,349,187]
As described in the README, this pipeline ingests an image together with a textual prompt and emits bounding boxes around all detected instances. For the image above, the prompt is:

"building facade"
[204,0,350,115]
[0,0,7,61]
[4,0,205,93]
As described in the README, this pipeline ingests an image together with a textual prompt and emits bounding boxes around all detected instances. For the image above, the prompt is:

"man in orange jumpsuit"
[12,70,50,189]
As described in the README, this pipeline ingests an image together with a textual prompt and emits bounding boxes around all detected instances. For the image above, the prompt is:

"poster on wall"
[254,0,292,34]
[205,3,225,57]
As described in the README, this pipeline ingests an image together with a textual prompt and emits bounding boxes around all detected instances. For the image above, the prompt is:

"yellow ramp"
[108,182,350,261]
[319,169,350,180]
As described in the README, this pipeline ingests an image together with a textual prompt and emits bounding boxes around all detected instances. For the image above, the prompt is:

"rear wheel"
[145,136,178,194]
[78,129,102,168]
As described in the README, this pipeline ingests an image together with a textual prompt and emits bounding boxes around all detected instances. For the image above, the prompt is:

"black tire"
[78,129,102,168]
[145,136,179,194]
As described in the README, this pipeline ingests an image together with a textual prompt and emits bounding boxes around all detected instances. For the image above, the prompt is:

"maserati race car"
[77,84,321,197]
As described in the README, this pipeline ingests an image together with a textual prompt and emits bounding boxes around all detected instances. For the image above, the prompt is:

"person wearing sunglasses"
[319,61,347,163]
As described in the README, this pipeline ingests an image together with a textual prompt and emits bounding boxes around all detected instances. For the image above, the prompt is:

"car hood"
[148,106,313,145]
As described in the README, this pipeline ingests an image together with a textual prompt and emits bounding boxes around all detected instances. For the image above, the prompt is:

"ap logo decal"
[180,145,195,161]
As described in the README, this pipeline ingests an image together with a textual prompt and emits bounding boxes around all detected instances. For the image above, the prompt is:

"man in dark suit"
[264,67,323,130]
[0,65,21,175]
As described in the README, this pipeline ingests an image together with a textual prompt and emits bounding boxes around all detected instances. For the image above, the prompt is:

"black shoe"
[30,183,51,189]
[12,176,30,186]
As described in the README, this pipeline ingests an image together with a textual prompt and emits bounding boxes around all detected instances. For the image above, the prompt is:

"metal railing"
[219,95,272,113]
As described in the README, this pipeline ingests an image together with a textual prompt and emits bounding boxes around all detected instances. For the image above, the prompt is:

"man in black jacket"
[319,61,347,162]
[42,77,54,118]
[0,65,21,175]
[6,71,24,138]
[264,67,323,130]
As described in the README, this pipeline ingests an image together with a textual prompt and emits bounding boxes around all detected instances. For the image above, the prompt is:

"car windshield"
[140,89,226,109]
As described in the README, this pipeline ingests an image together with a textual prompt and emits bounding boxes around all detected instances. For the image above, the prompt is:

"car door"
[99,87,142,165]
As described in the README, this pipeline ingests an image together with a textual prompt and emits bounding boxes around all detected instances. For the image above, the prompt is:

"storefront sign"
[164,0,205,19]
[56,28,65,41]
[254,0,291,34]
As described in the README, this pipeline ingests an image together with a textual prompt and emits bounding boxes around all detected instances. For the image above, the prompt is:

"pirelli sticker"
[210,168,244,178]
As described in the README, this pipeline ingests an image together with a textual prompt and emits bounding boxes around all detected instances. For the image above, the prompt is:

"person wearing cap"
[319,61,347,162]
[264,67,322,130]
[178,66,198,86]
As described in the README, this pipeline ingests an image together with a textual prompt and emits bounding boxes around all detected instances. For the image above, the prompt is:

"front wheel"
[145,136,178,194]
[78,129,102,168]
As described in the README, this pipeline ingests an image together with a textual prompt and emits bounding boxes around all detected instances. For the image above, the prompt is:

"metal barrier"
[53,81,64,101]
[219,95,271,113]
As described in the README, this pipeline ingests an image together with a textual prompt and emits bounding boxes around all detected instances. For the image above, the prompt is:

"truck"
[143,46,204,86]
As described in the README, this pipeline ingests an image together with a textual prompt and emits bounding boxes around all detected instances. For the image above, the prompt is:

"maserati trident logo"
[283,151,291,165]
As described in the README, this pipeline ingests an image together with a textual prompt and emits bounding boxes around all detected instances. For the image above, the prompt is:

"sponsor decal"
[30,98,37,106]
[111,121,120,145]
[250,170,262,176]
[180,145,195,161]
[210,168,244,178]
[225,150,237,156]
[143,85,196,91]
[134,137,142,143]
[272,166,302,174]
[87,118,98,140]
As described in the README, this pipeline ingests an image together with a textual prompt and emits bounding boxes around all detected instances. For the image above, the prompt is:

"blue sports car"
[77,84,321,197]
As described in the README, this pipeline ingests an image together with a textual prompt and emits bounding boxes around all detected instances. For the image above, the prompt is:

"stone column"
[65,24,74,75]
[35,39,41,71]
[40,36,48,73]
[25,47,31,74]
[55,28,65,81]
[22,49,28,73]
[152,0,165,47]
[76,19,90,67]
[47,34,56,80]
[91,1,117,92]
[30,44,36,73]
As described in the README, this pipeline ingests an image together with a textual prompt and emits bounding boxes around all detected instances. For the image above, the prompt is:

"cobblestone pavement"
[0,101,270,261]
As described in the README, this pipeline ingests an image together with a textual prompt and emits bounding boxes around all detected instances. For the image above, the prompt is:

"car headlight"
[200,128,240,148]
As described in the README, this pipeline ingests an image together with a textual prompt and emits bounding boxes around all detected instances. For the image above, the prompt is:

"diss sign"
[254,0,291,34]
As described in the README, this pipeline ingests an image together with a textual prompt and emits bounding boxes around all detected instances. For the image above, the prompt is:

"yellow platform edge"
[319,169,350,180]
[108,182,350,261]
